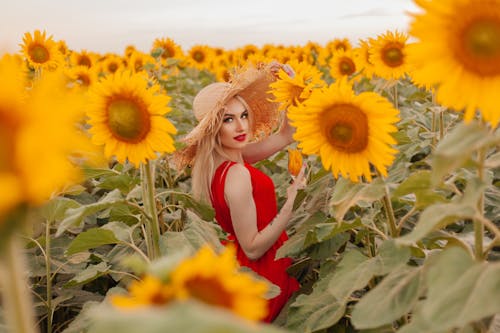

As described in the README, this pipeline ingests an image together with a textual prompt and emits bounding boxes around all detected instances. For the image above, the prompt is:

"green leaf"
[56,189,126,237]
[66,228,120,255]
[398,247,500,333]
[351,267,423,329]
[330,178,385,221]
[393,170,448,208]
[431,121,499,185]
[41,197,81,223]
[396,178,483,245]
[157,190,215,221]
[88,300,287,333]
[64,262,110,288]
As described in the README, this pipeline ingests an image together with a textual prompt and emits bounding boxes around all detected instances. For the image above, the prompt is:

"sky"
[1,0,420,54]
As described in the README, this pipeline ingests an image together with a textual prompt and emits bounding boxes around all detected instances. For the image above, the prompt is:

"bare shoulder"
[224,163,252,197]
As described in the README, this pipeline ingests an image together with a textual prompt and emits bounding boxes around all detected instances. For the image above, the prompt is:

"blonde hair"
[190,123,231,204]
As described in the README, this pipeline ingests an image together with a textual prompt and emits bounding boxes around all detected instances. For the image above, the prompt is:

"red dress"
[210,161,299,322]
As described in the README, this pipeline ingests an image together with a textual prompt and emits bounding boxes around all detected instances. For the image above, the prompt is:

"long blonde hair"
[191,130,232,204]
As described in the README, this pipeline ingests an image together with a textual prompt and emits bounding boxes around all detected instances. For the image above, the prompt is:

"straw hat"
[174,63,281,169]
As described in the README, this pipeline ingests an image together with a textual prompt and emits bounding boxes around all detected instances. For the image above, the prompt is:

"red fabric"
[211,161,299,322]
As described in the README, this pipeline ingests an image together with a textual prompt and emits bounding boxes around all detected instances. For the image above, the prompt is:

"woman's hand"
[286,162,307,200]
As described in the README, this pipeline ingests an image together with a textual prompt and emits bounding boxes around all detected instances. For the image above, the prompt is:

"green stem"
[431,111,437,147]
[45,220,53,333]
[376,170,398,238]
[439,111,445,141]
[141,161,161,260]
[393,83,398,110]
[474,148,486,261]
[0,236,38,333]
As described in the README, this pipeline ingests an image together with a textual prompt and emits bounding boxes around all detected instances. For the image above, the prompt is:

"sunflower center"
[77,74,90,86]
[193,51,205,63]
[108,62,119,73]
[339,57,356,75]
[106,97,151,143]
[78,56,91,68]
[185,277,233,308]
[322,104,369,153]
[460,18,500,75]
[29,44,50,64]
[381,43,404,67]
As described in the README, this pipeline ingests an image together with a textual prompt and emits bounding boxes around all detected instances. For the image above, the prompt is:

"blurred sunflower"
[355,38,376,79]
[151,37,184,61]
[288,148,303,177]
[0,54,94,223]
[329,49,362,81]
[186,45,212,70]
[110,275,175,309]
[65,65,99,89]
[20,30,63,71]
[99,53,125,75]
[69,49,95,68]
[370,30,410,80]
[408,0,500,127]
[269,59,325,110]
[288,78,400,182]
[170,245,268,321]
[86,70,177,167]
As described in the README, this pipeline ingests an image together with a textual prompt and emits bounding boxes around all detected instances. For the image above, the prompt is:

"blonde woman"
[175,62,305,322]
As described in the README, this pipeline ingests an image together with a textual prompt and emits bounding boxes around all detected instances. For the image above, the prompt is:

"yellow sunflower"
[99,53,125,75]
[269,59,325,110]
[65,65,99,89]
[329,49,362,81]
[328,38,353,52]
[186,45,213,70]
[86,70,177,167]
[370,30,410,80]
[69,49,96,68]
[170,245,268,321]
[151,37,184,60]
[355,38,376,79]
[0,54,28,219]
[110,275,175,309]
[288,78,400,182]
[408,0,500,127]
[20,30,63,71]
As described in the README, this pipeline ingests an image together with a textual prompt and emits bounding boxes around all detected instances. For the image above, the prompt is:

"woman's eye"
[223,117,233,123]
[241,112,248,119]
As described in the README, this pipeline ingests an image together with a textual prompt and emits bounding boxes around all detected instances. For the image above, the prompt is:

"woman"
[175,62,306,322]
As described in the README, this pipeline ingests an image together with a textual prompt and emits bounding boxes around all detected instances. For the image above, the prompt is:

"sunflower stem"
[141,161,161,260]
[376,169,398,238]
[393,83,398,110]
[45,219,53,333]
[0,236,38,333]
[474,147,486,261]
[439,110,445,141]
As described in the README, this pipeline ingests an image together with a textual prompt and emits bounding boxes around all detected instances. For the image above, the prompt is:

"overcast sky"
[1,0,419,54]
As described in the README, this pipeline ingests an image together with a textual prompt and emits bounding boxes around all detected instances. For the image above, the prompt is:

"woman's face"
[218,97,250,153]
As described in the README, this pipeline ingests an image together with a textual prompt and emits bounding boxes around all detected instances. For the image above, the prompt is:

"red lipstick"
[234,134,246,142]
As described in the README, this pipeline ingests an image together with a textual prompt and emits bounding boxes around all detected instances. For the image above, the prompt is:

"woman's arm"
[224,163,305,260]
[242,115,295,164]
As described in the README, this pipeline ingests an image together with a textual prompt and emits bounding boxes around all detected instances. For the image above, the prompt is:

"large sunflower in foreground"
[269,59,325,110]
[370,30,410,80]
[86,70,177,167]
[288,78,400,182]
[170,245,269,321]
[20,30,63,70]
[408,0,500,127]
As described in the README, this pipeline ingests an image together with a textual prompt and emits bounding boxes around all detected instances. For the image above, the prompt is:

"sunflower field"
[1,0,500,332]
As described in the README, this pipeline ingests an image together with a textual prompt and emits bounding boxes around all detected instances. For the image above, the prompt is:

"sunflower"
[328,38,353,52]
[370,30,410,80]
[0,54,28,219]
[186,45,212,70]
[288,78,400,182]
[127,50,155,73]
[269,59,325,110]
[110,275,175,309]
[86,70,177,167]
[70,49,95,68]
[65,65,99,89]
[151,37,184,60]
[408,0,500,127]
[99,53,125,75]
[170,245,268,321]
[355,38,376,79]
[329,49,362,81]
[20,30,63,71]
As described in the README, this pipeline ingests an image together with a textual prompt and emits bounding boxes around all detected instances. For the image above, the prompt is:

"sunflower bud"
[288,149,303,177]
